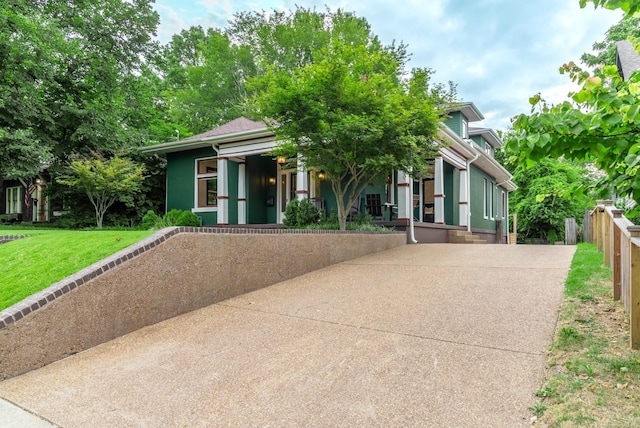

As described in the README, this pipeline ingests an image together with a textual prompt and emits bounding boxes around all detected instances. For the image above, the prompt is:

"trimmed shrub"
[142,209,201,229]
[284,199,321,227]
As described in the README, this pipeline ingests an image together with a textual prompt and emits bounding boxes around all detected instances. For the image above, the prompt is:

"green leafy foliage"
[57,155,146,229]
[580,0,640,16]
[504,153,596,242]
[141,209,201,229]
[510,60,640,204]
[247,13,448,229]
[283,199,321,227]
[581,17,640,68]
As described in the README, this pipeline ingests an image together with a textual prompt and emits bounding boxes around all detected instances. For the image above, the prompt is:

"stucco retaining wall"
[0,227,405,380]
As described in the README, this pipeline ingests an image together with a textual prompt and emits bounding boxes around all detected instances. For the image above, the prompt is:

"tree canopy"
[0,0,161,178]
[248,36,447,229]
[57,154,146,229]
[509,2,640,203]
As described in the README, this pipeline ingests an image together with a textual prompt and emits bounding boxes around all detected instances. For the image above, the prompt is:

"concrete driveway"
[0,244,575,427]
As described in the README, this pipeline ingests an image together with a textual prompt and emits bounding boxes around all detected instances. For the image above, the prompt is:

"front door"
[423,178,434,223]
[278,169,296,223]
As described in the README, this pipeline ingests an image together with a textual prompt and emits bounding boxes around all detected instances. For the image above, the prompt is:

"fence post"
[612,209,624,300]
[595,201,604,251]
[603,203,613,267]
[628,226,640,350]
[583,209,591,243]
[565,217,577,245]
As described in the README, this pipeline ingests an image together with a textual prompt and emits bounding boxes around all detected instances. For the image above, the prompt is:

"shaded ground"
[0,244,575,427]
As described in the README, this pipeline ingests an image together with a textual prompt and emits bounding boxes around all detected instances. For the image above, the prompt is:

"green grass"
[0,227,153,311]
[532,242,640,427]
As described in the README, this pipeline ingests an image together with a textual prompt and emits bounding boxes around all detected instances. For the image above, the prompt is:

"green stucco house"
[140,103,516,243]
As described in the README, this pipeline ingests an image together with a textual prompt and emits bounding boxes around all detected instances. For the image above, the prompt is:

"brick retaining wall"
[0,227,405,380]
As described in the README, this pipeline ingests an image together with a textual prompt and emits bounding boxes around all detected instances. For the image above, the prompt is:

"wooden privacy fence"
[589,200,640,349]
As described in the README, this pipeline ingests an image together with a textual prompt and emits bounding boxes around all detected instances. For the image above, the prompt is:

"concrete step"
[447,230,487,244]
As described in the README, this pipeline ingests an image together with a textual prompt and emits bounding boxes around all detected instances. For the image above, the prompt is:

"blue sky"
[153,0,622,131]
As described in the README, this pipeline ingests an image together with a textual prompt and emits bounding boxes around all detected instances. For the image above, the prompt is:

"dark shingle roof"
[616,40,640,80]
[183,117,267,141]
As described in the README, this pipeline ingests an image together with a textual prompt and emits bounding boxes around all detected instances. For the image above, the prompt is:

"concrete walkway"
[0,244,575,427]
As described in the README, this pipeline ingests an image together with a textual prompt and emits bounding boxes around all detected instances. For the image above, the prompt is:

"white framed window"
[483,178,488,219]
[462,119,469,139]
[195,158,217,210]
[490,183,495,220]
[6,186,22,214]
[485,142,493,156]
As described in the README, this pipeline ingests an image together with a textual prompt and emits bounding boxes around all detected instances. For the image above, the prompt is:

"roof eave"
[140,127,274,155]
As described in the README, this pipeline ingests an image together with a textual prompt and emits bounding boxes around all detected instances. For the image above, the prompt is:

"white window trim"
[6,186,22,214]
[194,157,218,211]
[462,119,469,139]
[490,183,495,220]
[501,191,506,219]
[483,178,488,219]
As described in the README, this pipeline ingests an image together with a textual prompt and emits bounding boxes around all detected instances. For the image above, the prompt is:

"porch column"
[458,168,468,228]
[296,156,309,200]
[396,171,411,222]
[237,161,246,225]
[217,157,229,225]
[434,157,445,224]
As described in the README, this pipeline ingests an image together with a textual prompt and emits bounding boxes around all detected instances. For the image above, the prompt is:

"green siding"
[470,135,485,151]
[166,147,217,219]
[469,166,496,231]
[444,112,463,136]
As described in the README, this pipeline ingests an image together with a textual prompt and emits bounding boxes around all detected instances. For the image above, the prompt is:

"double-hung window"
[6,187,22,214]
[483,178,488,219]
[196,158,217,209]
[485,142,493,156]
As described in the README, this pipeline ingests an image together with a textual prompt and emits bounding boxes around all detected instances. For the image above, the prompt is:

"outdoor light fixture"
[268,177,276,185]
[276,156,286,165]
[317,171,326,180]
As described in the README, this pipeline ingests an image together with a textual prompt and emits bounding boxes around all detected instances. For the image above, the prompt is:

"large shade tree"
[249,38,447,230]
[0,0,161,179]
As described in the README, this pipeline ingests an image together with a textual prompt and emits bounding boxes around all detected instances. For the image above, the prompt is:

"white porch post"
[396,171,411,221]
[459,168,468,228]
[217,157,229,225]
[296,156,309,200]
[434,157,445,224]
[237,161,246,225]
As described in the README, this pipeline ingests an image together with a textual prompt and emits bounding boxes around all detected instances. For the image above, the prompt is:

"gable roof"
[183,117,267,141]
[446,102,484,122]
[140,117,273,154]
[616,40,640,80]
[469,127,502,148]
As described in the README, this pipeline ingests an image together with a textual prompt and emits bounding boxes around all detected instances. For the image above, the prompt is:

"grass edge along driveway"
[0,229,153,311]
[531,242,640,427]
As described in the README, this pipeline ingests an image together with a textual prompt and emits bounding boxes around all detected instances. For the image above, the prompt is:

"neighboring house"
[616,40,640,80]
[140,103,516,243]
[0,172,51,223]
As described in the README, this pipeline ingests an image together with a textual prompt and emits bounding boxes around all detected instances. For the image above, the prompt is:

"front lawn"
[0,228,153,311]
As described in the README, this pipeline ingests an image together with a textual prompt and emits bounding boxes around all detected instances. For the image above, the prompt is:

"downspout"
[496,176,513,244]
[409,193,418,244]
[466,153,480,232]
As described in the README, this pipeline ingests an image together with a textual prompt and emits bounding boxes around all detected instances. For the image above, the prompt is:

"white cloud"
[153,0,624,130]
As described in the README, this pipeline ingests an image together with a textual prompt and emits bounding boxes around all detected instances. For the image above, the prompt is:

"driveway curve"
[0,244,575,427]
